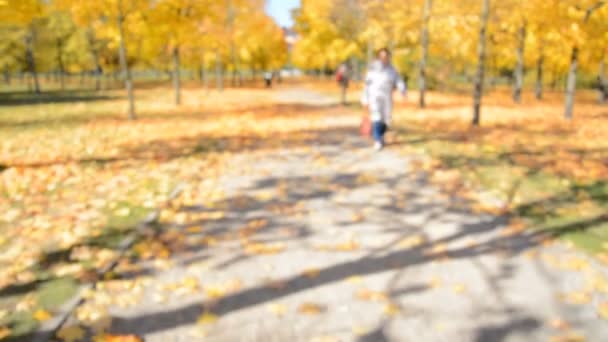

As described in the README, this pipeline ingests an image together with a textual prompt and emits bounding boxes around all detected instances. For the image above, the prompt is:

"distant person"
[361,48,407,151]
[264,71,273,88]
[336,63,350,105]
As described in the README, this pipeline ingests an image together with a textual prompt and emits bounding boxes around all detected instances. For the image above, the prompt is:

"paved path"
[65,89,607,342]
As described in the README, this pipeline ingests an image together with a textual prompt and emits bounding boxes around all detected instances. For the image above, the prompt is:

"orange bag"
[360,115,371,138]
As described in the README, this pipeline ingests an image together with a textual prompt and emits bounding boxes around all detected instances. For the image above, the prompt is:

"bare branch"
[584,0,606,22]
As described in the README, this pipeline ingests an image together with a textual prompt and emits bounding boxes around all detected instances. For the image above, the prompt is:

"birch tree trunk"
[88,29,102,91]
[564,47,578,120]
[3,66,10,85]
[512,23,526,103]
[418,0,432,108]
[472,0,490,126]
[599,59,607,104]
[216,49,223,91]
[117,1,136,120]
[173,47,181,105]
[56,38,66,90]
[535,53,544,100]
[25,27,40,94]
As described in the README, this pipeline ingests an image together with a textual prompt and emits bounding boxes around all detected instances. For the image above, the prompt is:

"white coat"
[361,60,406,124]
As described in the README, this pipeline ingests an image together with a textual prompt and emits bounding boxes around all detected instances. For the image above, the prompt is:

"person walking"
[264,71,273,88]
[361,48,407,151]
[336,62,350,105]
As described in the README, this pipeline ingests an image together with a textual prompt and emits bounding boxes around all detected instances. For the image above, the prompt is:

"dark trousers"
[372,121,387,143]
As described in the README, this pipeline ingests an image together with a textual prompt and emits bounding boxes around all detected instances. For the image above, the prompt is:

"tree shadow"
[0,90,118,107]
[95,167,606,338]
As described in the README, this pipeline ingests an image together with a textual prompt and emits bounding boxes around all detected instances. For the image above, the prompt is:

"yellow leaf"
[346,276,363,284]
[298,303,325,315]
[548,318,571,330]
[57,325,85,342]
[303,268,320,279]
[453,284,466,294]
[352,212,365,223]
[93,334,143,342]
[383,302,400,316]
[196,312,219,325]
[0,327,11,340]
[114,208,130,217]
[398,235,425,249]
[428,276,442,289]
[267,303,287,316]
[33,309,52,321]
[356,289,388,302]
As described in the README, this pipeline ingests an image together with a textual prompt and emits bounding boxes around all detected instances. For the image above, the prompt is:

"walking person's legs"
[372,120,386,150]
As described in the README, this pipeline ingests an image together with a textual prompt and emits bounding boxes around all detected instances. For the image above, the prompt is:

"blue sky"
[266,0,300,28]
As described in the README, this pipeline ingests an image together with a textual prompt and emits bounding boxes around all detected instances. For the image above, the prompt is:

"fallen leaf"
[197,312,219,325]
[298,303,325,315]
[267,303,287,316]
[93,334,143,342]
[356,289,388,302]
[428,276,442,288]
[346,276,363,284]
[453,284,467,294]
[0,327,11,340]
[352,212,365,223]
[383,302,401,316]
[57,325,85,342]
[548,318,571,331]
[303,268,320,279]
[398,235,425,249]
[33,309,52,321]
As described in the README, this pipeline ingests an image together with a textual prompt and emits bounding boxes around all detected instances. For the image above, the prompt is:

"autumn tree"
[57,0,148,119]
[472,0,490,126]
[0,0,46,93]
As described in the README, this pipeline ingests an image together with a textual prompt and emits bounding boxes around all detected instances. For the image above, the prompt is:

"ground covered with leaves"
[391,90,608,255]
[1,83,607,341]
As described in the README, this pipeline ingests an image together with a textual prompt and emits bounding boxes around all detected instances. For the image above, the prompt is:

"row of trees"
[294,0,608,124]
[0,0,288,119]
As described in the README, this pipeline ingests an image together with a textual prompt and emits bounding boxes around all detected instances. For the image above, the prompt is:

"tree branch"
[584,0,606,22]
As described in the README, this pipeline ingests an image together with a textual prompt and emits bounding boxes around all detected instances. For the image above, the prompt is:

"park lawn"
[392,89,608,256]
[0,84,297,340]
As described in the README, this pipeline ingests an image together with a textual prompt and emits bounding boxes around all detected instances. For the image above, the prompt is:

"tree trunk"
[216,49,223,91]
[564,46,578,120]
[419,0,432,108]
[352,56,360,81]
[472,0,490,126]
[535,54,543,100]
[199,49,207,88]
[25,27,40,94]
[513,23,526,103]
[173,46,181,105]
[3,66,9,85]
[599,59,607,104]
[56,38,66,90]
[117,4,136,120]
[88,29,102,91]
